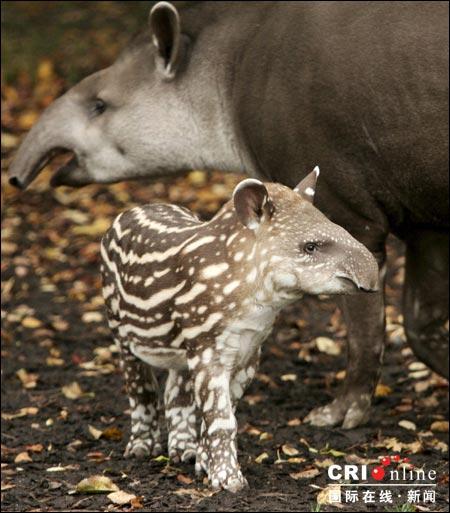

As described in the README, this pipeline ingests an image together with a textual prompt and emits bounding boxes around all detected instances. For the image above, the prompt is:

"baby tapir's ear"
[233,179,274,231]
[294,166,320,203]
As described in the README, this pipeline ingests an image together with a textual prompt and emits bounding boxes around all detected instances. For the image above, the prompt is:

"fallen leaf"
[21,316,42,329]
[101,426,123,441]
[46,464,79,472]
[280,373,297,382]
[14,452,32,463]
[26,444,44,453]
[282,444,299,456]
[173,487,217,500]
[375,383,392,397]
[72,217,111,236]
[375,437,422,454]
[16,368,38,389]
[398,420,417,431]
[287,418,302,426]
[315,337,341,355]
[81,311,103,323]
[107,490,136,505]
[290,468,320,480]
[88,425,103,440]
[46,357,64,366]
[2,407,39,420]
[314,458,335,468]
[317,484,342,506]
[255,452,269,464]
[75,475,119,494]
[62,382,84,400]
[430,420,449,433]
[177,474,193,485]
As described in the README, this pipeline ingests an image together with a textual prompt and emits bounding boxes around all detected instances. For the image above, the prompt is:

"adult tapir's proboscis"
[8,1,449,428]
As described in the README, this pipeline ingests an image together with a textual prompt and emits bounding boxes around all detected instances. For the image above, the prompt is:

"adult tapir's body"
[9,1,449,428]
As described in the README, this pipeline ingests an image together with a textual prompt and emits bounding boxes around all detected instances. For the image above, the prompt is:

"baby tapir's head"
[231,167,379,298]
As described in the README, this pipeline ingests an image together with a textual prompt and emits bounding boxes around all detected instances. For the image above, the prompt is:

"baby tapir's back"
[100,203,205,364]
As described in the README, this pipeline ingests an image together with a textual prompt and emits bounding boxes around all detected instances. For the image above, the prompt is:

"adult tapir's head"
[231,168,380,297]
[9,1,231,189]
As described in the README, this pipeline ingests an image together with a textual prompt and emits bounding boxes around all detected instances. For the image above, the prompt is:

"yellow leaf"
[75,475,119,494]
[255,452,269,464]
[14,451,32,463]
[16,368,38,389]
[315,337,341,355]
[72,217,111,236]
[375,383,392,397]
[398,420,417,431]
[282,444,299,456]
[280,373,297,382]
[430,420,449,432]
[21,316,42,329]
[88,425,103,440]
[62,382,83,400]
[290,468,320,480]
[108,490,137,505]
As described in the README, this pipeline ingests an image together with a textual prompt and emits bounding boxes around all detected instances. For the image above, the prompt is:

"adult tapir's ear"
[233,179,274,231]
[293,166,320,203]
[149,2,184,80]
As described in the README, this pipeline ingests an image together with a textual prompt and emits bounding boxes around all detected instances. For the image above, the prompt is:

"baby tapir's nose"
[352,249,380,293]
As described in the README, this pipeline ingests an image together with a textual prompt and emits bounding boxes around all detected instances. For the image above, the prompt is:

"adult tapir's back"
[226,1,449,242]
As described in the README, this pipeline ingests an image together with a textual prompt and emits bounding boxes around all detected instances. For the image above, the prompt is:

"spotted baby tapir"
[100,167,379,492]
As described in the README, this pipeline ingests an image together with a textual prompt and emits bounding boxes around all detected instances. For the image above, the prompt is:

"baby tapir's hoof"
[210,469,249,493]
[124,438,163,458]
[169,445,197,464]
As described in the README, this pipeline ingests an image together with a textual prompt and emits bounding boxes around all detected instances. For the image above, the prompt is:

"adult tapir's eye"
[92,98,107,115]
[304,242,318,254]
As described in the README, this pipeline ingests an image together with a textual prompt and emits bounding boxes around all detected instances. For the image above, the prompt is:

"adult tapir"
[8,1,449,429]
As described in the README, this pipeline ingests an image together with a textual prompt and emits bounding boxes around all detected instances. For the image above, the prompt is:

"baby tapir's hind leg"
[164,369,197,462]
[119,341,163,458]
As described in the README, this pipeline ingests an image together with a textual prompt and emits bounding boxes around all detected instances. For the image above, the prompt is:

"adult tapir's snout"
[8,94,83,189]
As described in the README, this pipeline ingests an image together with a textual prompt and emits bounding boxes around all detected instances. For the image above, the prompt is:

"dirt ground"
[1,169,449,512]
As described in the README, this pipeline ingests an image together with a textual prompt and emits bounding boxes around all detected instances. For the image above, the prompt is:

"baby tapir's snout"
[100,166,380,493]
[330,225,380,294]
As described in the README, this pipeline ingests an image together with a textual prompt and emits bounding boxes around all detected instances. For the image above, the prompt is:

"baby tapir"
[100,167,379,492]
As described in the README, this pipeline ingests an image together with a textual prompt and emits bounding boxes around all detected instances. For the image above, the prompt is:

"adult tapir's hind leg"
[403,229,449,378]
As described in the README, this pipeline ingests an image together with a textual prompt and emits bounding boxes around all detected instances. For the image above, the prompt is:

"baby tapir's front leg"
[188,350,247,493]
[119,341,163,458]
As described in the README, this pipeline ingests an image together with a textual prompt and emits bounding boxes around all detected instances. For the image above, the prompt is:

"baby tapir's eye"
[304,242,319,254]
[92,98,107,115]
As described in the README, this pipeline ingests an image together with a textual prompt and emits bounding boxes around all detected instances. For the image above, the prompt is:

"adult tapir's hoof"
[124,438,163,458]
[304,393,371,429]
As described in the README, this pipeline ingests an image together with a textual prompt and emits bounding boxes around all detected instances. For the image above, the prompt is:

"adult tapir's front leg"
[306,250,386,429]
[188,355,247,493]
